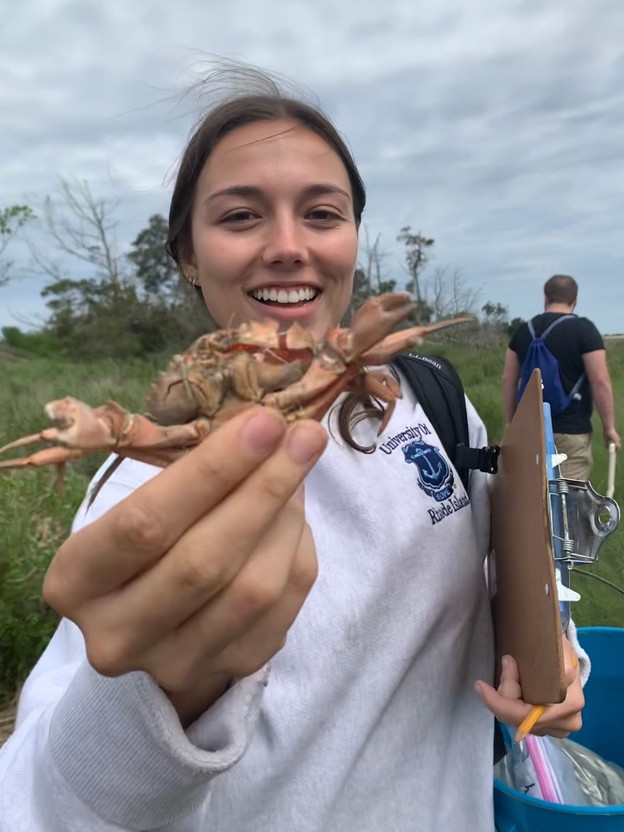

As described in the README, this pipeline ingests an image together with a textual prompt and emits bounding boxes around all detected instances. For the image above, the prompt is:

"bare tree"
[28,180,211,356]
[350,227,394,314]
[362,227,394,292]
[29,178,124,283]
[426,266,481,320]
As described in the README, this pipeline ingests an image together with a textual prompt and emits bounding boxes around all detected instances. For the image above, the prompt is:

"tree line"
[0,182,522,361]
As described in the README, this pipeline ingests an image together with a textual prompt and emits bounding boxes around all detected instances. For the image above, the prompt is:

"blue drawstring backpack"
[517,316,585,414]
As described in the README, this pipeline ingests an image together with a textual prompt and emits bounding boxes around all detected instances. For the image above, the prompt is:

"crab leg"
[0,397,213,471]
[0,433,49,456]
[264,363,361,422]
[360,316,475,363]
[0,447,94,470]
[264,315,475,421]
[260,299,416,418]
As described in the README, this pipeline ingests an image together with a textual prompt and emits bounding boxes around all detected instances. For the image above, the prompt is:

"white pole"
[607,442,617,499]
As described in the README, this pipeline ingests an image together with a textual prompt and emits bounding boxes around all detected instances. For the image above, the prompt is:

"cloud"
[1,0,623,332]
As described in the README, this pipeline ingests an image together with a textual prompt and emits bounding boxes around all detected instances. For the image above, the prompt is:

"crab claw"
[0,398,133,471]
[0,396,216,472]
[362,367,402,403]
[334,293,417,360]
[38,397,128,449]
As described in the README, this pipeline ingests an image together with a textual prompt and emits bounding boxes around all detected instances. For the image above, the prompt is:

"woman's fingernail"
[502,655,511,668]
[240,410,285,455]
[286,423,327,464]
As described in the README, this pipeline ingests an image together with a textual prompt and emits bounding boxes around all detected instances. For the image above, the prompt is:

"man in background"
[502,274,620,481]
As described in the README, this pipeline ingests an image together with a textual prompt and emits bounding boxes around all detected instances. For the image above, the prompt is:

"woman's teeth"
[250,287,319,304]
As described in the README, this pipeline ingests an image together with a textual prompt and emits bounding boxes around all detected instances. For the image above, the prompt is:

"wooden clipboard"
[490,369,566,704]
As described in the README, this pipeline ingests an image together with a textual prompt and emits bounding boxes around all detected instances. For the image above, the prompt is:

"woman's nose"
[262,218,309,267]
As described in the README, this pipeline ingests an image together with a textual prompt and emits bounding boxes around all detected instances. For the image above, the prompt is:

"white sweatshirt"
[0,384,577,831]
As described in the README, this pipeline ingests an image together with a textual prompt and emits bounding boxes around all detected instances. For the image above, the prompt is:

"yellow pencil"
[515,704,546,743]
[513,644,578,742]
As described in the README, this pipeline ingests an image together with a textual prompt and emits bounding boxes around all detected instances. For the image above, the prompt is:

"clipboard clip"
[548,477,620,565]
[547,477,619,630]
[542,404,621,631]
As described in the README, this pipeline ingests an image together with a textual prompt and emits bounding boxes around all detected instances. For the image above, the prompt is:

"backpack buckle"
[455,444,500,475]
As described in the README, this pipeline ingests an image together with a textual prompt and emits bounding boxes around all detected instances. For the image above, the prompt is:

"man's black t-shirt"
[509,313,604,434]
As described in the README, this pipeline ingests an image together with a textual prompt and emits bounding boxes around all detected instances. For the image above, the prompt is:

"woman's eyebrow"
[204,185,263,203]
[205,183,351,203]
[303,184,352,202]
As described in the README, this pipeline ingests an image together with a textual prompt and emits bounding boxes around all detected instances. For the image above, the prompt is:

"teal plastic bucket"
[494,627,624,831]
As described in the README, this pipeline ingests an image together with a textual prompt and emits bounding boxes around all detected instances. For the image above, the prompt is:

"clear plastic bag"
[494,737,547,801]
[494,734,624,806]
[555,738,624,806]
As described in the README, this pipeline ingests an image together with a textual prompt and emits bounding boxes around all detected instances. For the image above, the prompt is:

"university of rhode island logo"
[402,439,454,502]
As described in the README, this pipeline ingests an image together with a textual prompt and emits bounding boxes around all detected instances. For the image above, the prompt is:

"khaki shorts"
[553,432,593,481]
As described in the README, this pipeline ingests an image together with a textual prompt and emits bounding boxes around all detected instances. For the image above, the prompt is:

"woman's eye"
[222,210,257,224]
[307,208,342,222]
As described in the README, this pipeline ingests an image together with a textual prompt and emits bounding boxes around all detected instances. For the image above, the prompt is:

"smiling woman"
[166,92,365,339]
[0,64,587,832]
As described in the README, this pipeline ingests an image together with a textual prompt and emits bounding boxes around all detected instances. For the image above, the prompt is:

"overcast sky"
[2,0,623,333]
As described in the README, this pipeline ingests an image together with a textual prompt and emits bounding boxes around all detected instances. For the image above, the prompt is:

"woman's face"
[185,119,359,339]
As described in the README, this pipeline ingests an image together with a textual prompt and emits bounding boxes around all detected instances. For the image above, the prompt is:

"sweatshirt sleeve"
[565,617,591,687]
[0,458,269,831]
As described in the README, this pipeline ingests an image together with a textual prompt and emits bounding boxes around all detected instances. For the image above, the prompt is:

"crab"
[0,293,474,473]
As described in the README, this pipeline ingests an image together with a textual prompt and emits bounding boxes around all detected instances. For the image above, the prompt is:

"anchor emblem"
[402,439,454,502]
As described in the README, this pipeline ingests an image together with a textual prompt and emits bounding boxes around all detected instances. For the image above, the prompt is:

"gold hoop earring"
[185,270,198,286]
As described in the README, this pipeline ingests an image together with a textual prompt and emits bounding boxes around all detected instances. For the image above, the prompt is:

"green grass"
[0,339,622,702]
[0,355,161,704]
[0,473,85,699]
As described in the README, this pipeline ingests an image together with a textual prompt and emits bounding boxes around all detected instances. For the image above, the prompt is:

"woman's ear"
[183,266,199,286]
[180,251,199,286]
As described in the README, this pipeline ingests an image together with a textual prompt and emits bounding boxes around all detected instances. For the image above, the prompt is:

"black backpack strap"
[392,353,500,489]
[392,353,468,479]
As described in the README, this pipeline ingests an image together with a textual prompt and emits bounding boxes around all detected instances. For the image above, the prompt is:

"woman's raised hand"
[43,407,327,725]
